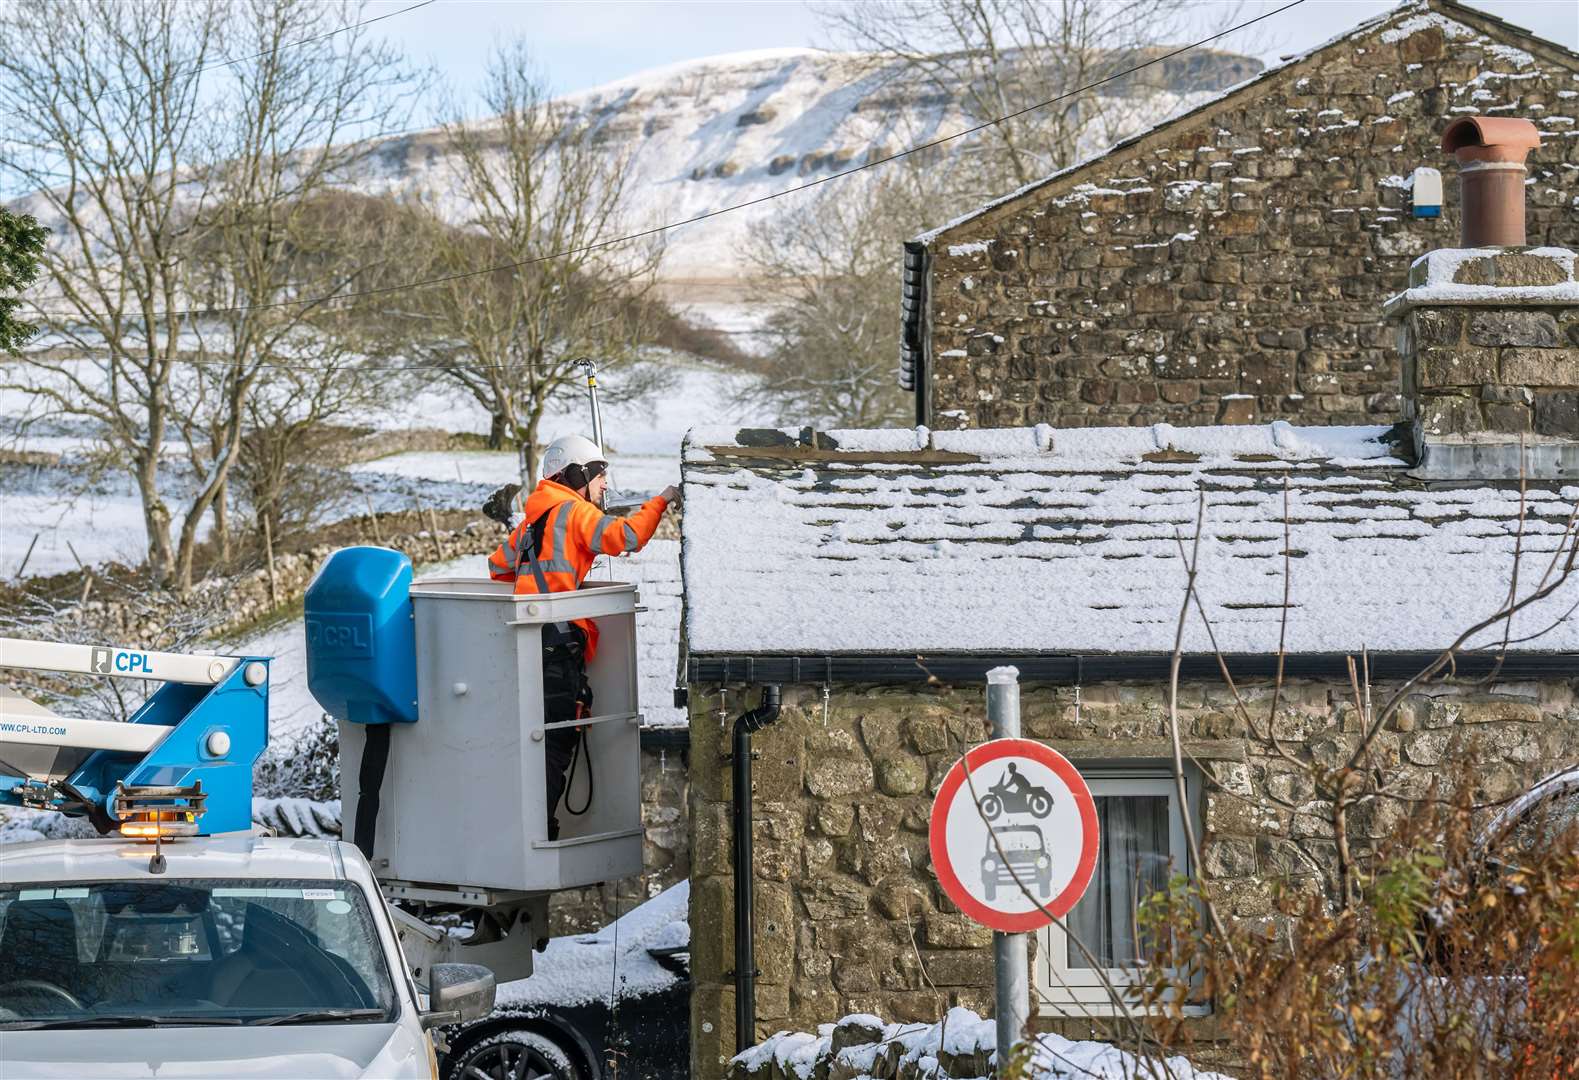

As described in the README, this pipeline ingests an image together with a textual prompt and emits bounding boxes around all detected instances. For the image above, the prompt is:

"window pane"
[1067,795,1172,968]
[0,880,395,1024]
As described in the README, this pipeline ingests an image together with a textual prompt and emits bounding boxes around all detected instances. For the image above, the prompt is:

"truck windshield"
[0,880,396,1028]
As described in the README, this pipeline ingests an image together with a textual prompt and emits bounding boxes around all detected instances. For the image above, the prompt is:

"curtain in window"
[1067,795,1171,968]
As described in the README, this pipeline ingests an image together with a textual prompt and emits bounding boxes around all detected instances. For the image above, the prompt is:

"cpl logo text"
[90,647,155,675]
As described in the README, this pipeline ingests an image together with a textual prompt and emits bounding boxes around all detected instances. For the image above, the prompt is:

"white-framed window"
[1036,770,1202,1017]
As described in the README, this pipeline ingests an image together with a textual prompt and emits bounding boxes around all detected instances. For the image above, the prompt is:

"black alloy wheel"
[449,1029,580,1080]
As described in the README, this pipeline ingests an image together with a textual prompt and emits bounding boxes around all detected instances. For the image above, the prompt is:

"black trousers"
[542,627,591,841]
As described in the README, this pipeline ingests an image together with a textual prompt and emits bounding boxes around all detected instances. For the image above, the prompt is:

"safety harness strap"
[516,503,580,641]
[516,506,556,594]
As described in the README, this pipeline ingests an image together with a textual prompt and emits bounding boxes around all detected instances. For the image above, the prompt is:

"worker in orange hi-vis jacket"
[487,434,678,840]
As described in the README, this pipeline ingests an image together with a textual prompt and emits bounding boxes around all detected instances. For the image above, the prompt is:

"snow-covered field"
[1,359,759,580]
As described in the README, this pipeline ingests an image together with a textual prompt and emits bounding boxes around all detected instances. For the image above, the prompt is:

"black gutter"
[689,652,1579,686]
[639,726,690,753]
[730,685,781,1054]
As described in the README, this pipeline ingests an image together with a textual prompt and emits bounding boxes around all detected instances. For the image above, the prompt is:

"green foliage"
[0,205,48,354]
[1369,847,1443,959]
[997,1034,1037,1080]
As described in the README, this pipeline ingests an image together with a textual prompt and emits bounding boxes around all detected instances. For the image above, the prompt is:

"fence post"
[365,494,384,545]
[262,514,279,607]
[987,665,1029,1070]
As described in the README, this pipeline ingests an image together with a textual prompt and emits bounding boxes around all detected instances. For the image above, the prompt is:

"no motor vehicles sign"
[929,738,1099,933]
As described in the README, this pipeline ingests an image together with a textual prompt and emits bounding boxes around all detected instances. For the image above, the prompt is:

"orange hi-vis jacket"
[487,478,669,661]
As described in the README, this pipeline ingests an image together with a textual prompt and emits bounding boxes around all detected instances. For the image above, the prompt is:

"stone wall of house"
[922,10,1579,430]
[687,676,1579,1078]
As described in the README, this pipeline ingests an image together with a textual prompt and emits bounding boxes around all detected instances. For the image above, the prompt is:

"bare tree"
[738,170,932,429]
[1115,480,1579,1075]
[234,325,396,545]
[0,1,420,592]
[821,0,1250,197]
[168,0,422,586]
[408,42,665,480]
[0,0,220,586]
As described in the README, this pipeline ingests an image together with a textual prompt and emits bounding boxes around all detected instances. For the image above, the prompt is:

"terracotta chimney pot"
[1440,116,1541,247]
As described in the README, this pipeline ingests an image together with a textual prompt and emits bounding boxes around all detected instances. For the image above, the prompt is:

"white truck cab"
[0,832,494,1080]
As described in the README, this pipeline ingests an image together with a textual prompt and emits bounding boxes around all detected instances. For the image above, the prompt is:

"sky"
[374,0,1579,113]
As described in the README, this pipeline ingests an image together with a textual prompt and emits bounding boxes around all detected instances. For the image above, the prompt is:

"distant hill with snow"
[7,44,1260,337]
[349,45,1261,326]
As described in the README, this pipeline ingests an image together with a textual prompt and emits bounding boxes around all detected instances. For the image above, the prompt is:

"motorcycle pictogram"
[977,763,1054,820]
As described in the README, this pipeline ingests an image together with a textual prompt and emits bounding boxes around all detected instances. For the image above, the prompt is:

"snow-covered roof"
[914,0,1579,245]
[495,881,688,1009]
[680,422,1579,657]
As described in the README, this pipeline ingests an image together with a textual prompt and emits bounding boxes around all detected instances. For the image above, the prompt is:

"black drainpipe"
[731,684,782,1054]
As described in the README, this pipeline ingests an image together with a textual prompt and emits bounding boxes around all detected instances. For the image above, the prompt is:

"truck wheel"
[446,1029,580,1080]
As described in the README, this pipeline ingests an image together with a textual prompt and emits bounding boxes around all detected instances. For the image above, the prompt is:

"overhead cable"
[27,0,1305,329]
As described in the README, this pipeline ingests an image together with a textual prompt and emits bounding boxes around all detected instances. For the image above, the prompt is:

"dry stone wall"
[687,677,1579,1077]
[922,10,1579,430]
[22,515,501,650]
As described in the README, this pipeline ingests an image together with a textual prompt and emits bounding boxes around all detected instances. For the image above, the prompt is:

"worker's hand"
[660,485,682,508]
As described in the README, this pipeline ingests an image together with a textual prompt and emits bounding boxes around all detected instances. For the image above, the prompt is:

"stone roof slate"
[680,422,1579,657]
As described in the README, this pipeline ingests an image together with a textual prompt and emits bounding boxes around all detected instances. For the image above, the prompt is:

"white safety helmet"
[539,434,606,483]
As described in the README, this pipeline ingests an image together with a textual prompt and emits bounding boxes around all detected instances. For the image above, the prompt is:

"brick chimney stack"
[1385,118,1578,482]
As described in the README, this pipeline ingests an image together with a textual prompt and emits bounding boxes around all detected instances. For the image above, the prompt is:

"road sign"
[929,737,1099,933]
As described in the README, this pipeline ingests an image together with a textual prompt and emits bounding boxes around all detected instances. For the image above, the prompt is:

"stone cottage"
[679,241,1579,1076]
[899,0,1579,430]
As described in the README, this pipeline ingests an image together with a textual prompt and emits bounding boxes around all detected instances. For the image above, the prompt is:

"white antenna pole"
[573,357,604,453]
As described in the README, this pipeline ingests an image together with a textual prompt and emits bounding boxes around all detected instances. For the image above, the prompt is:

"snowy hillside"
[351,45,1260,294]
[6,44,1258,336]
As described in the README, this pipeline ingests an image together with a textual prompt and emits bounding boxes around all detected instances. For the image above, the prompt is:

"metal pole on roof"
[572,357,604,454]
[987,665,1030,1070]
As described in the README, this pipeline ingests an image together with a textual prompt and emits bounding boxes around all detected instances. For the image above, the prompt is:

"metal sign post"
[929,667,1100,1073]
[987,666,1029,1069]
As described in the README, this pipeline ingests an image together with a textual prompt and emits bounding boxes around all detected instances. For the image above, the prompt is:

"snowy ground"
[497,880,689,1010]
[1,359,759,581]
[739,1007,1227,1080]
[0,454,491,581]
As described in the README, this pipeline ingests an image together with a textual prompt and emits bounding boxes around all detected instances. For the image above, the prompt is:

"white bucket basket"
[339,577,643,898]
